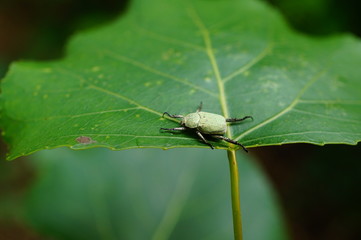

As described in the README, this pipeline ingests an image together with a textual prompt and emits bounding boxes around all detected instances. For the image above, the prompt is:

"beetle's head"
[180,118,186,126]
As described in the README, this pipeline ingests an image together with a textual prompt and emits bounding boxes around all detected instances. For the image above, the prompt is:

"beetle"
[160,102,252,152]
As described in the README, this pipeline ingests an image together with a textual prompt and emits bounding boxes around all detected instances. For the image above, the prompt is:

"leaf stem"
[227,149,243,240]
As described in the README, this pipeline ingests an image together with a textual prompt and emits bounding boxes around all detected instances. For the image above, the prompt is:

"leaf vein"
[242,131,361,145]
[103,50,217,97]
[88,84,165,117]
[234,70,326,141]
[291,108,361,124]
[62,133,192,140]
[223,43,273,83]
[17,108,143,122]
[132,21,206,51]
[298,99,361,105]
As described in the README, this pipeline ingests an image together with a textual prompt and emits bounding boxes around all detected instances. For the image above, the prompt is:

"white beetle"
[160,102,252,152]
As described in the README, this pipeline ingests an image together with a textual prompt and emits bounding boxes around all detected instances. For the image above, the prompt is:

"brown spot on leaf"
[76,136,96,144]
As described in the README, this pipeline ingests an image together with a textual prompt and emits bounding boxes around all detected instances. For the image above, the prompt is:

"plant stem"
[227,149,243,240]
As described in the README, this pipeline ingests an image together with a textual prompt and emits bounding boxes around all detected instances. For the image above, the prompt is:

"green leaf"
[25,148,288,240]
[1,0,361,159]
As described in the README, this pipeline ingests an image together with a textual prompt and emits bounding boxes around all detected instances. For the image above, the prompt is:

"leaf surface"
[1,0,361,159]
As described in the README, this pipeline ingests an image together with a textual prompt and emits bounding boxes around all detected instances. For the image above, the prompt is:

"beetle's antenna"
[226,116,253,122]
[162,112,184,118]
[196,101,203,112]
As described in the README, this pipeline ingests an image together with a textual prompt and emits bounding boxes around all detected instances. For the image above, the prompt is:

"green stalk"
[227,149,243,240]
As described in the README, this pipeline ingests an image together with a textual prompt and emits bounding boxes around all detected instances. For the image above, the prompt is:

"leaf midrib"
[187,5,232,139]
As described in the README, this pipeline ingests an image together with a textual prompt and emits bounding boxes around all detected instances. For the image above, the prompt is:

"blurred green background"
[1,0,361,239]
[1,148,287,240]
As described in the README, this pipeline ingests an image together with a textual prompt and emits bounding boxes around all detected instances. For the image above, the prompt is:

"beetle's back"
[197,112,226,135]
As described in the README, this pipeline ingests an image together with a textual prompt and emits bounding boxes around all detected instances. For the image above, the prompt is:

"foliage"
[1,0,361,160]
[24,148,287,240]
[1,0,361,157]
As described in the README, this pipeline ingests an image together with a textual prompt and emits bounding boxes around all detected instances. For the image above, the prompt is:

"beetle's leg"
[160,127,187,131]
[226,116,253,123]
[195,130,214,149]
[162,112,184,118]
[213,135,248,152]
[196,101,203,112]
